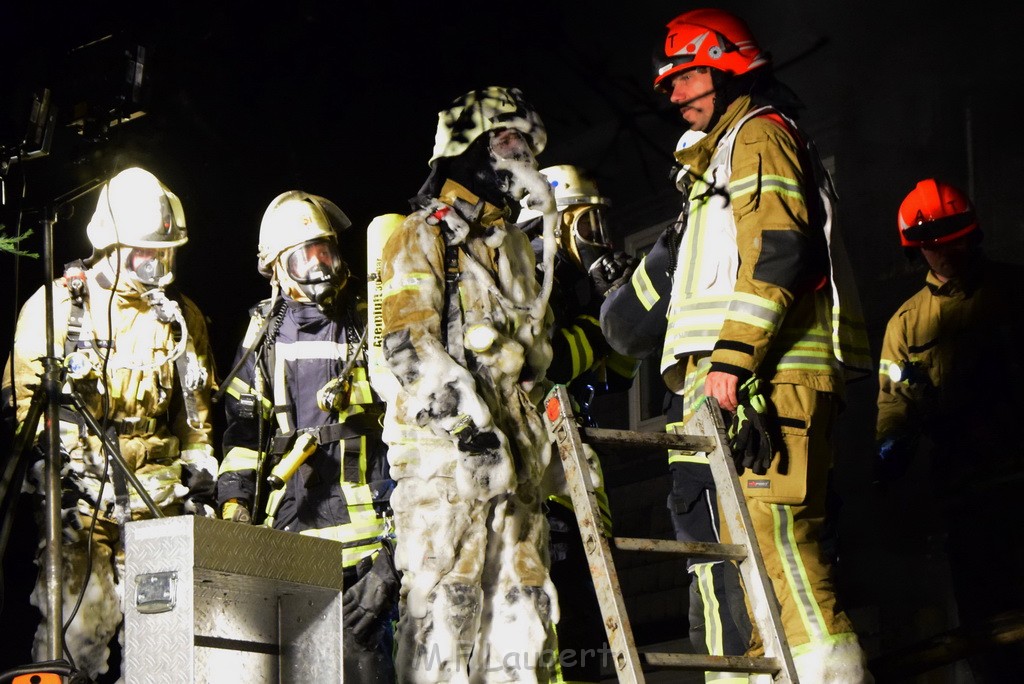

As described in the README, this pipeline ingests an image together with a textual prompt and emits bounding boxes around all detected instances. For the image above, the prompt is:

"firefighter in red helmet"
[602,8,873,682]
[876,178,1024,679]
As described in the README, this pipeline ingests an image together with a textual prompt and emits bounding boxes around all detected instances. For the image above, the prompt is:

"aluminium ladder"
[543,384,799,683]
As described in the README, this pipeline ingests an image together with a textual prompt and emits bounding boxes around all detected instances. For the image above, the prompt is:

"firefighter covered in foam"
[1,167,218,682]
[379,86,559,683]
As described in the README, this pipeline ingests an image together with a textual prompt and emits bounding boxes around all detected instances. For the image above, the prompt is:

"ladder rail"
[686,398,800,683]
[546,385,646,683]
[544,385,801,683]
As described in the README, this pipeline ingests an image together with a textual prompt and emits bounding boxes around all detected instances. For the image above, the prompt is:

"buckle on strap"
[270,423,357,454]
[112,417,158,436]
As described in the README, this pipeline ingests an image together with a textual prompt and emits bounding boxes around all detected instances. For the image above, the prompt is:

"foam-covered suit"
[380,87,558,683]
[0,168,217,682]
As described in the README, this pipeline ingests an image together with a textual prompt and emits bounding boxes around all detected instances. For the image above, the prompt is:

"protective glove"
[343,538,400,647]
[181,453,219,516]
[589,250,639,297]
[727,377,774,475]
[221,499,252,524]
[873,435,914,483]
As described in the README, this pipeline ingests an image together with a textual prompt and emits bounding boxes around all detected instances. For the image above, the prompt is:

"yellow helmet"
[257,191,351,278]
[86,167,186,252]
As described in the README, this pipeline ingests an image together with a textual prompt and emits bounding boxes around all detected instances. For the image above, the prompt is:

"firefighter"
[1,166,218,681]
[379,86,558,683]
[518,164,639,682]
[214,190,397,683]
[876,178,1024,678]
[602,9,874,682]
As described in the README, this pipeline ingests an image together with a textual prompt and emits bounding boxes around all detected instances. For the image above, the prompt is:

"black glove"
[182,458,218,517]
[873,435,914,483]
[589,250,639,297]
[343,538,400,646]
[452,419,500,453]
[727,378,774,475]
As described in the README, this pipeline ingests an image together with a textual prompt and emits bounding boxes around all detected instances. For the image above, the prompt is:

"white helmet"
[257,191,351,278]
[519,165,613,271]
[86,167,187,252]
[429,86,547,166]
[674,129,708,192]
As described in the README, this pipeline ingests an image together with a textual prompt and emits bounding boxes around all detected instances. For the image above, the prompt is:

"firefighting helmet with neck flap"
[653,8,769,92]
[429,86,547,166]
[86,167,187,287]
[520,164,613,271]
[257,191,351,310]
[897,178,979,248]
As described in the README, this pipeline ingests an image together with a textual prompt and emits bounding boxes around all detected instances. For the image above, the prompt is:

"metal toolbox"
[123,516,344,683]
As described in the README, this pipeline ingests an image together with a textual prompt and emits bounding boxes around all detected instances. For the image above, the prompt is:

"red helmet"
[653,8,769,91]
[897,179,978,247]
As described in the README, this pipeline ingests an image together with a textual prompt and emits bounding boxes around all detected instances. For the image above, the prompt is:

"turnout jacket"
[604,95,870,421]
[380,179,553,493]
[876,262,1024,479]
[2,266,217,518]
[217,294,390,568]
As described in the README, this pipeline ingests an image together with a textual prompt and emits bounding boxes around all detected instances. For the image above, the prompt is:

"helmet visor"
[284,238,345,284]
[566,206,611,248]
[902,211,976,244]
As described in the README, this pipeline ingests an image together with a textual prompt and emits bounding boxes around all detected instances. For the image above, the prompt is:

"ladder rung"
[581,427,716,453]
[641,651,782,675]
[614,537,748,561]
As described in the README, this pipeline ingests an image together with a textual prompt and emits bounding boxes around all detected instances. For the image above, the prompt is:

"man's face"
[125,247,175,286]
[920,235,976,280]
[489,128,535,164]
[668,67,716,132]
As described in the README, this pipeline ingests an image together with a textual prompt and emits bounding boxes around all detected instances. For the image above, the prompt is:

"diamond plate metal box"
[123,516,344,683]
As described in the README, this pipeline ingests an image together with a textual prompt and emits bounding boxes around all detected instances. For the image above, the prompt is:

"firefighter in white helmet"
[379,86,558,683]
[215,190,397,683]
[1,166,218,682]
[518,164,639,683]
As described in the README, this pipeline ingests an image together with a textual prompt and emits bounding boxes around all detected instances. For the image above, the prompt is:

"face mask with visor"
[125,247,176,288]
[562,204,613,271]
[282,238,350,310]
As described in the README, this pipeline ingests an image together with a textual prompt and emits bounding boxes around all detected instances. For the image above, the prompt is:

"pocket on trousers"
[739,422,808,505]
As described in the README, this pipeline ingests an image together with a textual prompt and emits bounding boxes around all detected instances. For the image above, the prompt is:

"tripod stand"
[0,187,163,683]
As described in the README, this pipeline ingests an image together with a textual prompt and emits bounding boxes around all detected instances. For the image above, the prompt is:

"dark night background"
[1,0,1023,680]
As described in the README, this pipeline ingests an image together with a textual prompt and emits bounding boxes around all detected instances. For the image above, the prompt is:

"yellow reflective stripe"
[382,272,433,297]
[547,493,613,536]
[560,325,594,379]
[226,378,272,417]
[606,350,640,379]
[878,358,896,380]
[731,172,805,203]
[693,561,726,655]
[723,292,783,331]
[632,259,660,311]
[220,446,260,475]
[301,523,386,567]
[770,503,828,640]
